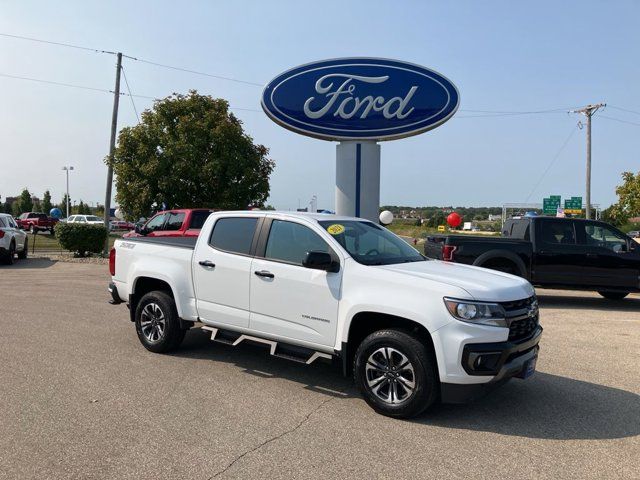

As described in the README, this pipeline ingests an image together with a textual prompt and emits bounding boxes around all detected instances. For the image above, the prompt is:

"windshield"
[318,220,425,265]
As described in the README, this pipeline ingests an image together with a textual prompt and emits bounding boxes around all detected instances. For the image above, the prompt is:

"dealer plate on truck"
[517,353,537,380]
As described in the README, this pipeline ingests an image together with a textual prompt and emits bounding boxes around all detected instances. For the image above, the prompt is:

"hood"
[376,260,534,302]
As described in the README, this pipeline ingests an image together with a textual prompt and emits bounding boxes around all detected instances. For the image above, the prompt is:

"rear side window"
[189,210,212,229]
[145,213,167,231]
[165,212,185,231]
[540,220,576,245]
[0,218,6,227]
[265,220,330,265]
[209,217,258,255]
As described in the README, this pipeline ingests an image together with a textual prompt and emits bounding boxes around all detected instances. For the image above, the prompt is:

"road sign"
[437,225,446,232]
[543,195,561,215]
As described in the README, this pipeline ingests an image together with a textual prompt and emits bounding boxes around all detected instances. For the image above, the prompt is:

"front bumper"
[441,326,542,404]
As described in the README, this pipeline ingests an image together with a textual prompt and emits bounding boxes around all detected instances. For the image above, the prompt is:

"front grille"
[501,296,539,341]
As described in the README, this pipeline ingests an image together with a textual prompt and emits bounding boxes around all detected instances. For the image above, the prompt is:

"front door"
[193,216,262,329]
[577,221,640,289]
[249,219,342,347]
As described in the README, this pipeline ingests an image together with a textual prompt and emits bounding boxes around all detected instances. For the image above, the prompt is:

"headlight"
[443,297,507,327]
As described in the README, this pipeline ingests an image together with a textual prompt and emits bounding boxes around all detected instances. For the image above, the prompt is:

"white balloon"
[379,210,394,225]
[114,208,124,220]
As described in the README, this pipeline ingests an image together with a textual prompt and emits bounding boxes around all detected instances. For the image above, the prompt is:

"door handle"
[198,260,216,268]
[254,270,275,278]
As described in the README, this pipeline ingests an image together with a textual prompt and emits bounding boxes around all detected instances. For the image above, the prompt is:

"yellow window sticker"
[327,224,345,235]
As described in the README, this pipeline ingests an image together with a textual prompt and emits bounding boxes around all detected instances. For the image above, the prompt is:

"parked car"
[627,230,640,239]
[0,214,28,264]
[425,216,639,300]
[110,220,135,231]
[123,209,213,238]
[16,212,58,234]
[109,211,541,418]
[67,215,104,225]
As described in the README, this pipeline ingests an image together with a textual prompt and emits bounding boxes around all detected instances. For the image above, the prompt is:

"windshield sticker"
[326,224,345,235]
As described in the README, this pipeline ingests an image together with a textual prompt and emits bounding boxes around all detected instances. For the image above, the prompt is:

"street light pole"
[62,166,74,218]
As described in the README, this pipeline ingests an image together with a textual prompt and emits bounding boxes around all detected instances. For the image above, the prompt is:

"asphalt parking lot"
[1,260,638,479]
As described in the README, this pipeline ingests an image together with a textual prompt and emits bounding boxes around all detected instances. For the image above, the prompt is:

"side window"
[0,218,5,227]
[265,220,330,265]
[583,223,628,252]
[145,214,167,231]
[540,220,576,245]
[165,212,185,231]
[189,211,212,229]
[8,217,17,228]
[209,217,258,255]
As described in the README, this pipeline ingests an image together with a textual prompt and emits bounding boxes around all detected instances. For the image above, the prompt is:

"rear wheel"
[135,291,186,353]
[354,329,438,419]
[2,242,16,265]
[598,291,629,300]
[17,239,28,259]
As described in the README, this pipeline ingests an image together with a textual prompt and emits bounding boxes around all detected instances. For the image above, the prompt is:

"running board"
[201,326,332,365]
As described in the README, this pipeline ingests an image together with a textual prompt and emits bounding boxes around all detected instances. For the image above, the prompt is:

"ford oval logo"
[261,58,460,141]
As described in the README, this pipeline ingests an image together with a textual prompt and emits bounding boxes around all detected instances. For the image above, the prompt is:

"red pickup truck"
[16,212,59,234]
[123,209,213,238]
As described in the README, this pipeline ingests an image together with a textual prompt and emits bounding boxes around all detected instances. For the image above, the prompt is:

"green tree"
[110,91,274,219]
[77,200,86,215]
[12,201,21,216]
[19,188,33,213]
[58,194,71,217]
[42,190,52,214]
[609,171,640,224]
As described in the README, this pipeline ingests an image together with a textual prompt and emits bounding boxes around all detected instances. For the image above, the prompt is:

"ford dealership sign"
[261,58,459,141]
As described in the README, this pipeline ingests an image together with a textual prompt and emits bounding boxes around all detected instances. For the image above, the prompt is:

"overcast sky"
[1,0,639,211]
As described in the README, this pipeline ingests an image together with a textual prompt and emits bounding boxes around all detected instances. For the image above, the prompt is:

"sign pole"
[335,141,380,221]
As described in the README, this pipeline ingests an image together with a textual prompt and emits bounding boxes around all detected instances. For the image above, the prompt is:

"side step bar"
[201,326,332,365]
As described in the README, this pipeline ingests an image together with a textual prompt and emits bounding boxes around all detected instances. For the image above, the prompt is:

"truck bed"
[121,236,198,249]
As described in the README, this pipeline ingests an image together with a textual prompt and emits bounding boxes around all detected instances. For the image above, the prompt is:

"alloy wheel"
[140,303,166,343]
[365,347,416,405]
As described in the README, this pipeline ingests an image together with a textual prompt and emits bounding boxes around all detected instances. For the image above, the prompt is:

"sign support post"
[335,141,380,222]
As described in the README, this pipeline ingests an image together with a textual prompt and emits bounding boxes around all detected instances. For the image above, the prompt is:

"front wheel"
[135,291,186,353]
[17,239,28,259]
[354,329,438,419]
[598,291,629,300]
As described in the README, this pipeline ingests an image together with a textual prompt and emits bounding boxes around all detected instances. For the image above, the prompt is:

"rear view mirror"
[303,251,339,273]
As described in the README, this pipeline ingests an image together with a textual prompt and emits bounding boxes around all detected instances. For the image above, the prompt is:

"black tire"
[3,242,16,265]
[598,291,629,300]
[134,291,186,353]
[354,329,438,419]
[17,239,28,259]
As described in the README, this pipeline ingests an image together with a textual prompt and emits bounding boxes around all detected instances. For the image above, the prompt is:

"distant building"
[488,214,502,222]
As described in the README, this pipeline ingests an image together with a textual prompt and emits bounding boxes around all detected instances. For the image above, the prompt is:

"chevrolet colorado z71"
[109,211,542,418]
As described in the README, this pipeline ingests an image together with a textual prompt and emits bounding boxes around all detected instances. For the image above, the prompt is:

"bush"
[55,223,108,257]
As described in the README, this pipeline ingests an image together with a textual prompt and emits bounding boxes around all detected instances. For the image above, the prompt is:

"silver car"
[0,214,28,265]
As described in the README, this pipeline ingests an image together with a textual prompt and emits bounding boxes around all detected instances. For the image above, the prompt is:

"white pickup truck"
[109,211,542,418]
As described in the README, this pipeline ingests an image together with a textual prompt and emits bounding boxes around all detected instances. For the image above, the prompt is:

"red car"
[110,220,135,231]
[16,212,58,234]
[123,209,213,238]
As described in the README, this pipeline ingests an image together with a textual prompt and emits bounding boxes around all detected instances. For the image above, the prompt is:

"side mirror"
[303,251,339,273]
[135,224,147,235]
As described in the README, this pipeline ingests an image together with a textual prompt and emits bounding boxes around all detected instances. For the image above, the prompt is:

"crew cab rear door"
[193,215,263,329]
[531,218,585,286]
[249,218,342,347]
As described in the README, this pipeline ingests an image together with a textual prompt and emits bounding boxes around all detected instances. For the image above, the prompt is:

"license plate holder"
[517,352,537,380]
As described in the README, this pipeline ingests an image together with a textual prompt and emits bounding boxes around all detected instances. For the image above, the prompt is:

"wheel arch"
[341,311,436,378]
[472,250,528,278]
[129,276,176,322]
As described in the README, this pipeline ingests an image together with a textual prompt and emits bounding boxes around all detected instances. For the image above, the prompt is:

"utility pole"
[103,52,122,255]
[571,103,605,219]
[62,166,74,218]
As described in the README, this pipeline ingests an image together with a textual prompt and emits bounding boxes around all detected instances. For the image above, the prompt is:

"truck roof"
[214,210,370,222]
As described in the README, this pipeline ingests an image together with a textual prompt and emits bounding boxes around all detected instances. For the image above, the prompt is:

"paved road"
[1,260,638,479]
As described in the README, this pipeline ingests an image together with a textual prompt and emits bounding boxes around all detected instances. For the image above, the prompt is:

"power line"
[0,32,116,55]
[120,66,140,122]
[598,114,640,127]
[607,105,640,116]
[524,123,580,202]
[125,56,263,87]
